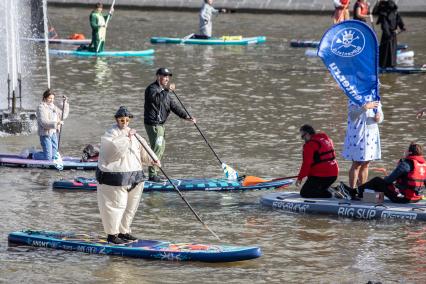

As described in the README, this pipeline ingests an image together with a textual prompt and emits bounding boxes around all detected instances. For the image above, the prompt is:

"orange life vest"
[353,1,369,21]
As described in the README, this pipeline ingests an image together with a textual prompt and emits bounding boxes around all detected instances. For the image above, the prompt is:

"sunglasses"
[117,117,130,123]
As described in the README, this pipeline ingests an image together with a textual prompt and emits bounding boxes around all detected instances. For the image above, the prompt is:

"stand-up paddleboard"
[261,192,426,221]
[8,230,261,262]
[290,39,408,50]
[305,48,414,60]
[380,66,426,74]
[53,177,294,191]
[151,36,266,45]
[49,49,155,57]
[0,154,96,170]
[24,38,91,45]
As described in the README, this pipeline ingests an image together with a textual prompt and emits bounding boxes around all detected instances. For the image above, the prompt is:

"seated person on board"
[339,143,425,203]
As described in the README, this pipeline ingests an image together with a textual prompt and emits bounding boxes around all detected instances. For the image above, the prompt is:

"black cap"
[156,68,173,76]
[115,106,134,118]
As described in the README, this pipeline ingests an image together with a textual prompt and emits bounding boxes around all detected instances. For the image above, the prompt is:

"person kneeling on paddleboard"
[339,143,425,203]
[96,106,160,244]
[296,124,339,198]
[31,89,69,161]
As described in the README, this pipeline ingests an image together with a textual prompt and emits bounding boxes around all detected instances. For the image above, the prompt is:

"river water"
[1,7,426,283]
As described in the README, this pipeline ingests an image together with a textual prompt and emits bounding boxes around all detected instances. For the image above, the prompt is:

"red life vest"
[341,0,350,6]
[353,1,369,20]
[309,135,336,166]
[396,155,426,201]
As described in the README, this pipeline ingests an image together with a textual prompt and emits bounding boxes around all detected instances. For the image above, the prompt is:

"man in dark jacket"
[144,68,196,182]
[373,0,405,68]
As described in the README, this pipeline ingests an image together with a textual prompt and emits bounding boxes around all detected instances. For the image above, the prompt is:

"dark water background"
[1,7,426,283]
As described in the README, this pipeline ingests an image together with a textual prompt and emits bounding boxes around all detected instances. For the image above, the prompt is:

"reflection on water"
[0,7,426,283]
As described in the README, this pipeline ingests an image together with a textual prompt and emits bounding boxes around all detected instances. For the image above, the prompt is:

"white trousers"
[97,182,144,235]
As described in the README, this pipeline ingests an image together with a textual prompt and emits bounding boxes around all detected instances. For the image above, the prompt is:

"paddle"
[171,90,238,180]
[241,175,298,187]
[57,96,67,152]
[134,134,220,240]
[96,0,116,53]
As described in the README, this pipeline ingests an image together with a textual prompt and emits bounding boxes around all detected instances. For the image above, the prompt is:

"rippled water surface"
[1,7,426,283]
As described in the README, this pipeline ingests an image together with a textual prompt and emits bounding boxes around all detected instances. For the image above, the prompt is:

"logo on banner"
[331,28,365,57]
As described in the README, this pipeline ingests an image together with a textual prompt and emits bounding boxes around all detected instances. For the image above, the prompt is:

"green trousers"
[145,124,165,178]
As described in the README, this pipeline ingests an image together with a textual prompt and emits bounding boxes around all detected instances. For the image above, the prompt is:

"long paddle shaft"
[171,91,223,165]
[134,134,221,240]
[96,0,116,53]
[57,96,66,151]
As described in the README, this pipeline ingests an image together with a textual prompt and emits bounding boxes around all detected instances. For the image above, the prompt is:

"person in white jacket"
[96,106,160,244]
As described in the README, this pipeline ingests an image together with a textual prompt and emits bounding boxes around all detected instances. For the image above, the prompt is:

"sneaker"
[118,233,138,241]
[107,234,127,244]
[328,187,345,199]
[337,182,352,200]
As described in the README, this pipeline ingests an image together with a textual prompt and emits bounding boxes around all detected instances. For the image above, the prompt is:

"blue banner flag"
[318,20,379,105]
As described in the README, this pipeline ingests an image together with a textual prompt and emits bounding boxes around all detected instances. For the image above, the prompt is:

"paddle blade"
[222,163,238,181]
[242,176,267,187]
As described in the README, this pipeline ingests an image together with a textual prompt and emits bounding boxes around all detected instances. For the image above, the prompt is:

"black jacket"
[144,81,189,125]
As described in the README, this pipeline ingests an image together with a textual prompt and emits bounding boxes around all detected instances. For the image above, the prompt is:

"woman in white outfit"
[342,98,383,190]
[96,106,160,244]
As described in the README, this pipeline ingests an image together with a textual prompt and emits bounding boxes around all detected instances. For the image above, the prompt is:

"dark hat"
[156,68,173,76]
[114,106,134,118]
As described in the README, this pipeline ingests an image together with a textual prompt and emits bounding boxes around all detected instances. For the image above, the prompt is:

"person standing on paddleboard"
[353,0,370,22]
[295,125,339,198]
[31,89,69,161]
[372,0,406,68]
[88,2,113,52]
[144,68,196,183]
[342,99,383,191]
[333,0,351,23]
[192,0,226,39]
[96,106,160,244]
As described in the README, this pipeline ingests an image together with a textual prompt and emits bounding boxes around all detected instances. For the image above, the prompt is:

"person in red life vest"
[339,143,425,203]
[333,0,351,24]
[296,124,339,198]
[353,0,370,22]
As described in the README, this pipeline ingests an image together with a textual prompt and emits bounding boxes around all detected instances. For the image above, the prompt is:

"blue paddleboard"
[8,230,261,262]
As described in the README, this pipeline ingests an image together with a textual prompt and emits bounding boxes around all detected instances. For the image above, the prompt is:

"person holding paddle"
[32,89,69,161]
[295,125,339,198]
[96,106,160,244]
[192,0,226,39]
[144,68,195,182]
[88,2,114,52]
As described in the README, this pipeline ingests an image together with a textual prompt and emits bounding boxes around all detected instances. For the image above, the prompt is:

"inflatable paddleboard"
[150,36,266,45]
[304,48,413,60]
[49,49,155,57]
[8,230,261,262]
[290,39,408,50]
[380,66,426,74]
[53,177,294,192]
[261,192,426,221]
[0,154,96,170]
[24,38,91,45]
